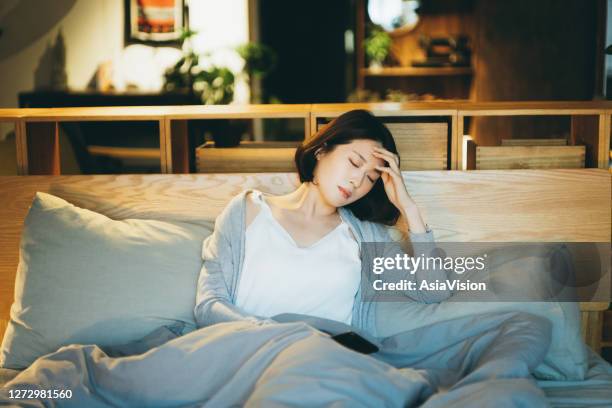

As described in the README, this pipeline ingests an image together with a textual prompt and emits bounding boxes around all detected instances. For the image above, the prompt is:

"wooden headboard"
[0,170,610,350]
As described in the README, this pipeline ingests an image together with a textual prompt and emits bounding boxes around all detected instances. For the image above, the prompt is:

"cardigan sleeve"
[193,196,270,328]
[379,224,452,303]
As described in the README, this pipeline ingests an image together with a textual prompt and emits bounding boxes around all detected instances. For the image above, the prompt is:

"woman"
[194,109,450,336]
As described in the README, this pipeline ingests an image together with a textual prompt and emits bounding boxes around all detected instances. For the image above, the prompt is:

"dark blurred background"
[0,0,610,175]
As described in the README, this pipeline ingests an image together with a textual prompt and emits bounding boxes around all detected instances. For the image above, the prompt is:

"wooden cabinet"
[355,0,476,100]
[196,141,298,173]
[355,1,603,105]
[385,122,448,170]
[469,145,585,170]
[458,104,611,170]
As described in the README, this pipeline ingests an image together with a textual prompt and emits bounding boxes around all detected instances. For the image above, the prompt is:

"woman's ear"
[314,143,328,160]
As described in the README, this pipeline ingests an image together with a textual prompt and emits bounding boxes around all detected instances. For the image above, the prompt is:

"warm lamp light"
[367,0,420,33]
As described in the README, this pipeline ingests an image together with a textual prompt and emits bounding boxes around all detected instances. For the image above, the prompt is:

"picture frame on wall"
[125,0,186,45]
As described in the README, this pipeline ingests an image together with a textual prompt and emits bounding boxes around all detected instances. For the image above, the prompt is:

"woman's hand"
[372,146,415,210]
[372,146,428,233]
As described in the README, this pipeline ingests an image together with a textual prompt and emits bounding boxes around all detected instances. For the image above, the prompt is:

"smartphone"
[331,332,379,354]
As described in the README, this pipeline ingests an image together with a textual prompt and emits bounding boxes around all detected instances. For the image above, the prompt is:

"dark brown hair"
[294,109,400,226]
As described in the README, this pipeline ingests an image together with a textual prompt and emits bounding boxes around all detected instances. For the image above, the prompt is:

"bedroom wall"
[0,0,121,111]
[0,0,249,135]
[0,0,249,174]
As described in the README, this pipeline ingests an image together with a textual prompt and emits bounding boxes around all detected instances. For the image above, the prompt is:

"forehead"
[337,139,384,162]
[338,139,382,152]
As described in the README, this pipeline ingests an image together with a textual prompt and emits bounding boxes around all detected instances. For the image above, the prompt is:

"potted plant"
[164,30,236,105]
[164,30,243,147]
[365,26,392,71]
[163,29,200,98]
[193,66,235,105]
[237,42,277,103]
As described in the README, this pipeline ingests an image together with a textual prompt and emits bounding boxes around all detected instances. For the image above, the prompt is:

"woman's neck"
[271,182,338,219]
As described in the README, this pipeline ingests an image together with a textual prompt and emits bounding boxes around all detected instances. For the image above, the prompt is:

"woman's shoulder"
[224,189,259,210]
[219,189,265,220]
[213,189,252,230]
[221,190,246,213]
[243,189,266,228]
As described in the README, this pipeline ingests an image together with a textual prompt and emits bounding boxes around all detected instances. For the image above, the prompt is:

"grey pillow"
[373,244,587,381]
[0,192,212,369]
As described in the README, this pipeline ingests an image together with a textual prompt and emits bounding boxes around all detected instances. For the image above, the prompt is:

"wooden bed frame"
[0,169,610,352]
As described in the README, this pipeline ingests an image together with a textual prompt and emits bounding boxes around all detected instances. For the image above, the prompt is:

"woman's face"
[313,139,386,207]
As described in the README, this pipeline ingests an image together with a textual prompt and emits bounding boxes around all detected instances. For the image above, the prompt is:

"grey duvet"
[0,311,555,407]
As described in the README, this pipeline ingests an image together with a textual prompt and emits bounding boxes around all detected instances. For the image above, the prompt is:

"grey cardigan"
[194,189,450,336]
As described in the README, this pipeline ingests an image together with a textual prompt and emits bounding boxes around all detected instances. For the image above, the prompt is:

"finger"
[372,147,398,163]
[373,147,400,165]
[372,150,400,172]
[381,172,390,184]
[372,152,399,171]
[375,165,401,180]
[379,172,393,192]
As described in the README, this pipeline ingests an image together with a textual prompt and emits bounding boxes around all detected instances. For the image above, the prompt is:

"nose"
[350,173,365,189]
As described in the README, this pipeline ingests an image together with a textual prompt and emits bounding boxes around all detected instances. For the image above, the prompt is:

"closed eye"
[350,158,378,183]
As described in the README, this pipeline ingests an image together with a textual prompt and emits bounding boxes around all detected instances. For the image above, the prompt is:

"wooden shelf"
[355,0,477,99]
[2,104,312,122]
[361,67,474,77]
[2,102,611,175]
[0,102,610,122]
[87,146,161,160]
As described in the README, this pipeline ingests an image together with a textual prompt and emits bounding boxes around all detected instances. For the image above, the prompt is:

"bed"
[0,170,610,407]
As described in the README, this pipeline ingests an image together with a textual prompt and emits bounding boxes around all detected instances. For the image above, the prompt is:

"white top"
[235,190,361,324]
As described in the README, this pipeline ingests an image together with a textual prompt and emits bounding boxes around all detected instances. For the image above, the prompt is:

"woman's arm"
[194,196,269,327]
[194,232,252,326]
[370,222,451,304]
[399,227,452,303]
[399,201,427,234]
[373,146,451,303]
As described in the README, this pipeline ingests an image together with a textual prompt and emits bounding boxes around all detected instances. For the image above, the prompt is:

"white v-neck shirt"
[235,190,361,324]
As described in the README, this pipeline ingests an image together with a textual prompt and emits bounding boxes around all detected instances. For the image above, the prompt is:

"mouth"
[338,186,352,199]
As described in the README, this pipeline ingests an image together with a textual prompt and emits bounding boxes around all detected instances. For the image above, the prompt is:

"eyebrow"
[352,150,366,162]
